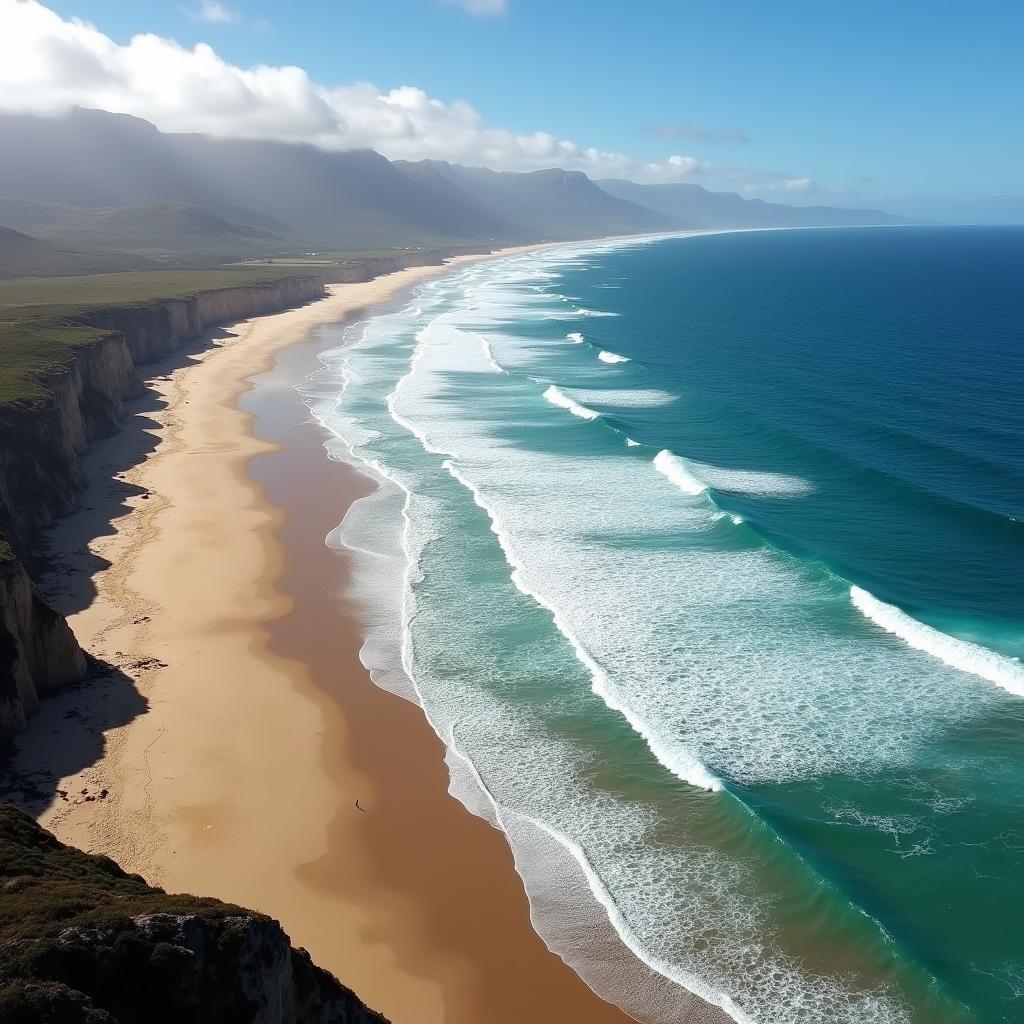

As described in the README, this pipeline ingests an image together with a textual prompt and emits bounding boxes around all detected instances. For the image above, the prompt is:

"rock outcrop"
[0,549,87,739]
[0,275,325,748]
[0,805,388,1023]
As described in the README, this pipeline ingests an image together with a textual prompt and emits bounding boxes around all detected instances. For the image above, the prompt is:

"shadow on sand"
[2,329,234,817]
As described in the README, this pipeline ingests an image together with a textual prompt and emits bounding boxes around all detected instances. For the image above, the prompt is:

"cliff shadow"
[0,659,148,816]
[32,329,236,619]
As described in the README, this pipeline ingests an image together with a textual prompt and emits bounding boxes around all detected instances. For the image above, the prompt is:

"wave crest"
[544,385,600,421]
[654,450,708,496]
[851,586,1024,697]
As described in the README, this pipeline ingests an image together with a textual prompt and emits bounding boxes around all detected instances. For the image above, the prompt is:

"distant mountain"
[0,199,283,256]
[396,161,680,239]
[0,108,908,261]
[598,179,909,229]
[0,108,517,250]
[0,224,155,279]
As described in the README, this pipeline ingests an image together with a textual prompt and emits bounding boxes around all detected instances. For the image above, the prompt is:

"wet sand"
[14,255,640,1023]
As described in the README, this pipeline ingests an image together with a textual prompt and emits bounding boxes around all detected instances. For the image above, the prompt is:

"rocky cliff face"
[0,805,388,1024]
[0,552,87,739]
[0,275,325,747]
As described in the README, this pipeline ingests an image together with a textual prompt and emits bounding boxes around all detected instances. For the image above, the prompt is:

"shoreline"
[7,250,640,1022]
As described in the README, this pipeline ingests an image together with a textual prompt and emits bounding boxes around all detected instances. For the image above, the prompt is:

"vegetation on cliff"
[0,267,322,407]
[0,805,388,1024]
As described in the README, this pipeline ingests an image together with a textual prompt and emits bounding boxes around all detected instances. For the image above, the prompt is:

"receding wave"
[476,332,506,373]
[443,458,723,794]
[851,587,1024,697]
[543,385,600,420]
[598,350,631,363]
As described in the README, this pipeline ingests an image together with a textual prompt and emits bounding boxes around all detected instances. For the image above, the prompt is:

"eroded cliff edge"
[0,804,389,1023]
[0,274,326,747]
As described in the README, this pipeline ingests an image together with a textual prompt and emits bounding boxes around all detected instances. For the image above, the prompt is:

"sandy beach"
[7,254,639,1023]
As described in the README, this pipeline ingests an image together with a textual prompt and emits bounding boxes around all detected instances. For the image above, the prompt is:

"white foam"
[688,460,816,497]
[626,437,641,447]
[306,239,936,1024]
[443,458,723,794]
[598,350,631,364]
[543,385,600,421]
[576,307,619,317]
[851,587,1024,697]
[476,332,506,373]
[654,450,708,496]
[566,331,585,344]
[572,387,677,408]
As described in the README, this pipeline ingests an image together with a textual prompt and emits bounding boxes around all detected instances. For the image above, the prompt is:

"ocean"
[305,226,1024,1024]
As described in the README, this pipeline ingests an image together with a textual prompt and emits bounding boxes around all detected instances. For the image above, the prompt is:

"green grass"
[0,322,114,405]
[0,266,318,407]
[0,806,245,949]
[0,267,314,318]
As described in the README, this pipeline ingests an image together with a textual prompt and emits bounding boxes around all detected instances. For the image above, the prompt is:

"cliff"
[0,547,87,739]
[0,276,324,548]
[0,274,325,747]
[0,804,389,1023]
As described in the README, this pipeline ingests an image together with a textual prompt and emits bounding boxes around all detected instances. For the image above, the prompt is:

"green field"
[0,267,319,407]
[0,267,316,318]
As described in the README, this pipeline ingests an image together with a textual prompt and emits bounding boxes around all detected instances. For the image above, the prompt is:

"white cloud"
[442,0,508,15]
[0,0,820,194]
[186,0,235,24]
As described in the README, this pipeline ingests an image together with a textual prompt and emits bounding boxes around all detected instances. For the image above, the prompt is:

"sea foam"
[851,586,1024,697]
[654,450,708,496]
[311,239,953,1024]
[543,385,600,420]
[598,350,631,363]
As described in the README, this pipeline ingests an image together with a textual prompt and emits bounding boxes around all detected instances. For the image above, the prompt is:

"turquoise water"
[306,227,1024,1024]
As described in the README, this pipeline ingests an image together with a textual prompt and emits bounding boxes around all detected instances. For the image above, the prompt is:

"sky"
[1,0,1022,209]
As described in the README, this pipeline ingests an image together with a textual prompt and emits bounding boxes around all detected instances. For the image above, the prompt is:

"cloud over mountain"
[0,0,817,193]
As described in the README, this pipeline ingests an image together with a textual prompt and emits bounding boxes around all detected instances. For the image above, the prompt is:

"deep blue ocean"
[308,226,1024,1024]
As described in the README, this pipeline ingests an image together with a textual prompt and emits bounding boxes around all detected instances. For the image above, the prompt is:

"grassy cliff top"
[0,805,245,948]
[0,805,388,1024]
[0,266,320,406]
[0,266,317,319]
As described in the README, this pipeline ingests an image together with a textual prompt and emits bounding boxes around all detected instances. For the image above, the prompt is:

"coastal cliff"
[0,274,325,746]
[0,805,389,1023]
[0,276,325,548]
[0,547,87,740]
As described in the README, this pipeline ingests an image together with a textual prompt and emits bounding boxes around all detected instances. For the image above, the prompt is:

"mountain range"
[0,107,907,265]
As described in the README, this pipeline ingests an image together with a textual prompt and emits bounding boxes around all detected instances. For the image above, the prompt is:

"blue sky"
[15,0,1024,204]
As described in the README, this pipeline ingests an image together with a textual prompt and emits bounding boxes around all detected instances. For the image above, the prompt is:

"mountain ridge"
[0,108,906,259]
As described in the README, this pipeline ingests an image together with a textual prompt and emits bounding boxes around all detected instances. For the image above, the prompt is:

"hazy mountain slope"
[399,160,682,238]
[0,108,907,254]
[0,199,283,256]
[0,109,516,249]
[598,179,908,229]
[0,225,155,279]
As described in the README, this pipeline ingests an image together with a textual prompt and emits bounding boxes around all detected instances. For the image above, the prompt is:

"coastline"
[7,251,640,1022]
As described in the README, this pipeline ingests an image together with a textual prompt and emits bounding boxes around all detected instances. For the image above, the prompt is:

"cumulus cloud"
[0,0,820,194]
[442,0,508,15]
[645,122,749,144]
